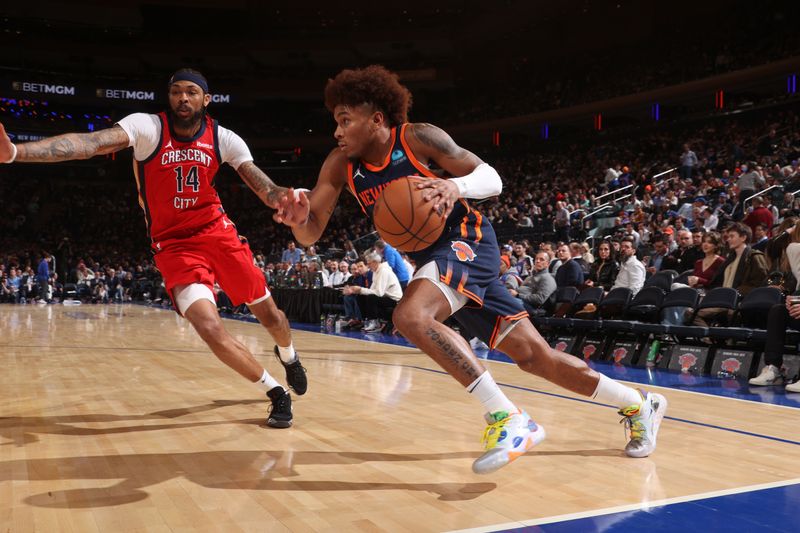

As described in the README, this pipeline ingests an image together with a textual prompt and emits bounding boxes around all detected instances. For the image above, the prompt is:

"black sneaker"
[266,386,292,428]
[273,346,308,395]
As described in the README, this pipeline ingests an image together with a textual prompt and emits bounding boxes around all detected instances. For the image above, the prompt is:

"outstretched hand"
[274,188,310,227]
[416,177,459,218]
[0,122,15,163]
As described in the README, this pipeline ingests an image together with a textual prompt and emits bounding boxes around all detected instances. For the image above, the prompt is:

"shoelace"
[481,411,512,448]
[269,393,290,415]
[618,405,644,441]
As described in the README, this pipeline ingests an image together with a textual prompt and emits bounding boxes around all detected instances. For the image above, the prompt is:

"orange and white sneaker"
[471,410,546,475]
[619,391,668,458]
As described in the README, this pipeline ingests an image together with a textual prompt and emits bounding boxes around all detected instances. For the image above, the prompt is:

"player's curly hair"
[324,65,412,127]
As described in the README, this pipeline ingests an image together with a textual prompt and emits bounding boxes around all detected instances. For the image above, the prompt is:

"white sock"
[591,374,642,408]
[467,371,517,416]
[277,344,297,364]
[256,369,282,392]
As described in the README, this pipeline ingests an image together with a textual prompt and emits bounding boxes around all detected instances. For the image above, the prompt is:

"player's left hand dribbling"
[416,178,459,217]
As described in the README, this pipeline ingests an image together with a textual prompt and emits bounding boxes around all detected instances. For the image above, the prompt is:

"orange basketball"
[372,176,447,252]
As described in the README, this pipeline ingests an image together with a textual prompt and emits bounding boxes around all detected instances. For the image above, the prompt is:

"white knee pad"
[412,261,468,315]
[173,283,216,315]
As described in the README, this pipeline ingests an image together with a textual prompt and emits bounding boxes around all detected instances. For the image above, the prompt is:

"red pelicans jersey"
[132,112,223,242]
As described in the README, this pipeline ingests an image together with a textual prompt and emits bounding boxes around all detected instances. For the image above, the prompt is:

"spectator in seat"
[752,223,769,252]
[692,222,768,327]
[554,243,584,289]
[611,237,646,295]
[514,251,557,312]
[342,259,369,329]
[373,240,410,290]
[343,252,401,333]
[743,197,773,239]
[646,237,669,275]
[687,232,725,289]
[329,260,351,287]
[570,242,590,276]
[281,240,303,265]
[585,241,619,292]
[499,256,522,292]
[662,229,703,272]
[512,242,534,279]
[750,224,800,391]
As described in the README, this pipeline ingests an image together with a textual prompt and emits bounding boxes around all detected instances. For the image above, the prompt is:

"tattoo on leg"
[425,327,478,379]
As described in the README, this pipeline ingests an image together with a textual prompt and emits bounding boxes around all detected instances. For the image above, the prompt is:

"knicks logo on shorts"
[451,241,476,262]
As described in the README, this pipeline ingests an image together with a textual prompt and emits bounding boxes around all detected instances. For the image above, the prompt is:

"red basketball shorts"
[153,217,268,310]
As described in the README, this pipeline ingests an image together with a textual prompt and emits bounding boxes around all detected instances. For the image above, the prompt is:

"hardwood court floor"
[1,304,799,532]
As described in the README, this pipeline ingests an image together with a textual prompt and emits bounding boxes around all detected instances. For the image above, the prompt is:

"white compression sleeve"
[448,163,503,199]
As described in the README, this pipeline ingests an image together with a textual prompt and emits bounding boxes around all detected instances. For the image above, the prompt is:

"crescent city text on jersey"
[161,147,213,167]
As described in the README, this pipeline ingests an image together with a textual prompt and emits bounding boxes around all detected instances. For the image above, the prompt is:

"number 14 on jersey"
[173,165,200,209]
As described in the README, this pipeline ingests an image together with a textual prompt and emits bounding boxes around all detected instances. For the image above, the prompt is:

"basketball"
[372,176,447,252]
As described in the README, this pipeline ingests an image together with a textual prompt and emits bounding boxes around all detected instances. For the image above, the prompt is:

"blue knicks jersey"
[346,123,485,263]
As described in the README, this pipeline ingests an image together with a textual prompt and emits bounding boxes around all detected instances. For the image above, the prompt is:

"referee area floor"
[1,304,798,532]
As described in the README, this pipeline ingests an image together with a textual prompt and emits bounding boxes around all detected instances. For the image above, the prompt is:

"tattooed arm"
[406,122,484,177]
[236,161,294,209]
[0,122,130,163]
[406,122,501,216]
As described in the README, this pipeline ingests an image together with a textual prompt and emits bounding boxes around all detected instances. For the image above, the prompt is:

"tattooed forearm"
[16,127,129,163]
[237,161,285,206]
[425,327,480,380]
[410,123,463,159]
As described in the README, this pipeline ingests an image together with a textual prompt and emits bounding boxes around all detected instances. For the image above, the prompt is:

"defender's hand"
[0,122,15,163]
[416,178,459,218]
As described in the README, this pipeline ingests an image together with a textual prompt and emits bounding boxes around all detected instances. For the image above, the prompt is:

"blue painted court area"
[496,482,800,532]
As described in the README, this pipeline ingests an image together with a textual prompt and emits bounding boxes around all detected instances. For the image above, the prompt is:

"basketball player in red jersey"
[0,69,307,428]
[276,65,668,473]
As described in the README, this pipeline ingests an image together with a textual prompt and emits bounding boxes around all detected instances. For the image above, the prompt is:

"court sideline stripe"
[443,477,800,533]
[322,355,800,447]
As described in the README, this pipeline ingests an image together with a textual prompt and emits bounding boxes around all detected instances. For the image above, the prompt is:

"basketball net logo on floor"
[451,241,476,262]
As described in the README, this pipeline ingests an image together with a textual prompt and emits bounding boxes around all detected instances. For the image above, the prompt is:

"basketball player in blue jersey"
[276,65,668,474]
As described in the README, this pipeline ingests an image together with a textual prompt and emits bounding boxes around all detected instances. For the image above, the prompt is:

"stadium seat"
[711,286,784,342]
[604,287,665,332]
[673,269,694,286]
[598,287,633,319]
[643,269,678,292]
[570,287,605,318]
[671,286,739,339]
[533,286,579,330]
[634,287,701,335]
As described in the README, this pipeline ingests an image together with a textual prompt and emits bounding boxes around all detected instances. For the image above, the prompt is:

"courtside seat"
[532,286,579,329]
[564,287,606,331]
[598,287,632,319]
[673,269,694,286]
[671,287,739,339]
[712,287,785,342]
[604,287,665,332]
[643,270,678,293]
[634,287,701,336]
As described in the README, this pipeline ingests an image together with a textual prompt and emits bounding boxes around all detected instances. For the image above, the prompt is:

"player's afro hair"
[324,65,412,127]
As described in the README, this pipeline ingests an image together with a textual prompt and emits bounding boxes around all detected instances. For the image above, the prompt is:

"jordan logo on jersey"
[353,166,366,180]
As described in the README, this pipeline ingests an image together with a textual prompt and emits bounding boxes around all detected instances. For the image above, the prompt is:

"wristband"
[4,143,17,164]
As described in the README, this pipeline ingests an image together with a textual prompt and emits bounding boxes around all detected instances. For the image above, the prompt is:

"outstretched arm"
[274,148,349,247]
[236,160,295,210]
[0,122,130,163]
